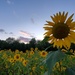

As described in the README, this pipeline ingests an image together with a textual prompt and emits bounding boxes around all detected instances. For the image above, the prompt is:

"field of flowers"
[0,47,75,75]
[0,48,48,75]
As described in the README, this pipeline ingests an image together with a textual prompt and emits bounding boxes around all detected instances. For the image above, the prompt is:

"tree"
[6,37,15,44]
[29,38,36,48]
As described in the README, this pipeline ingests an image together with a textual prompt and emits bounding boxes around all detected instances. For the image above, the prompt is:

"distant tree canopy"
[0,37,75,52]
[6,37,15,44]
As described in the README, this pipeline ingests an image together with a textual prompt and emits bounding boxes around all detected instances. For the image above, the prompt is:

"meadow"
[0,48,75,75]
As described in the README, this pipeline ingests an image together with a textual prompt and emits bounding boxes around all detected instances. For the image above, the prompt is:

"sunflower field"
[0,48,48,75]
[0,47,75,75]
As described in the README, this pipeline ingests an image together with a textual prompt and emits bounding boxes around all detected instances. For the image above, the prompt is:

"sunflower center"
[52,23,70,39]
[42,52,46,55]
[16,56,19,59]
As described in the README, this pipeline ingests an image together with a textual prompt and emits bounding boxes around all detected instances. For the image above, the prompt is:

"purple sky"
[0,0,75,42]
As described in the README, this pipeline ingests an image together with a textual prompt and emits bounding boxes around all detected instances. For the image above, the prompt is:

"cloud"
[31,18,35,24]
[6,0,11,4]
[0,29,5,32]
[9,32,13,34]
[13,10,16,15]
[0,29,14,35]
[30,13,42,24]
[9,32,16,36]
[6,0,14,5]
[18,36,31,43]
[0,29,7,34]
[19,30,35,38]
[13,10,17,16]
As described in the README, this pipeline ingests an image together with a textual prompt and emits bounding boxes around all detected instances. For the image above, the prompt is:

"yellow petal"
[64,38,71,48]
[53,39,57,47]
[70,35,75,42]
[50,37,56,44]
[56,40,60,48]
[44,31,52,36]
[53,14,58,23]
[69,22,75,28]
[43,27,52,30]
[68,35,75,43]
[59,40,63,48]
[71,27,75,30]
[66,14,74,24]
[56,13,59,22]
[64,12,68,22]
[59,12,62,22]
[50,35,54,39]
[45,21,54,26]
[53,39,60,48]
[60,12,65,22]
[51,16,57,23]
[70,31,75,35]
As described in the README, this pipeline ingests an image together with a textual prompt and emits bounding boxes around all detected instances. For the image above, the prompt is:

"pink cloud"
[18,36,31,44]
[19,30,35,38]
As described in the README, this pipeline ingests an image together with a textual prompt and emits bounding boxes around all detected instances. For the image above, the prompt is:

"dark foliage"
[0,37,75,52]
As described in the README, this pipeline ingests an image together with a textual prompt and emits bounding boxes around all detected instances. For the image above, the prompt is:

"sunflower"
[32,66,36,71]
[14,54,20,61]
[40,51,47,57]
[20,57,25,62]
[40,66,44,69]
[9,58,14,63]
[22,60,28,67]
[44,12,75,49]
[30,50,34,55]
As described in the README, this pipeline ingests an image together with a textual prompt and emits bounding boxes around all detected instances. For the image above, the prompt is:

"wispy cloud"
[0,29,7,34]
[30,13,42,24]
[13,10,16,15]
[6,0,14,5]
[19,30,35,38]
[6,0,11,4]
[9,32,16,36]
[31,18,35,24]
[13,10,18,16]
[9,32,13,34]
[0,29,14,35]
[0,29,5,32]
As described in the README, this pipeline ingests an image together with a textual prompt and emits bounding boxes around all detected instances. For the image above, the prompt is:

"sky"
[0,0,75,43]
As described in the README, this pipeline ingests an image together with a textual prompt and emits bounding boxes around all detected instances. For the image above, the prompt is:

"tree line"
[0,37,75,52]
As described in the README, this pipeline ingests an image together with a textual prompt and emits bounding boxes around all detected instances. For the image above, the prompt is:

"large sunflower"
[43,12,75,49]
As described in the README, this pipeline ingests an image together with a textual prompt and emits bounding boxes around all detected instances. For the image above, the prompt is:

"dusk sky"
[0,0,75,42]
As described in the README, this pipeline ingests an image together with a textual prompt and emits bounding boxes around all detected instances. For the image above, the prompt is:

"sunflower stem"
[45,45,53,51]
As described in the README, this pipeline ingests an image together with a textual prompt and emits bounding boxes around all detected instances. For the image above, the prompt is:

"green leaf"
[65,67,75,75]
[46,50,66,75]
[44,71,48,75]
[9,72,12,75]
